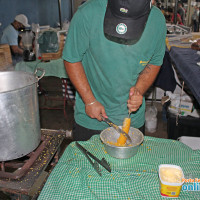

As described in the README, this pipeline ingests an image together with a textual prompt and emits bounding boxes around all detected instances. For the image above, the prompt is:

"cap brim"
[23,23,30,27]
[104,5,149,44]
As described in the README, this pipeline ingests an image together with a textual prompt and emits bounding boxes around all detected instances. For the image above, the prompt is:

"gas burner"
[0,129,66,199]
[0,136,49,179]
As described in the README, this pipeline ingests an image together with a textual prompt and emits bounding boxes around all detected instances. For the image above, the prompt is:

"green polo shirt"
[62,0,166,130]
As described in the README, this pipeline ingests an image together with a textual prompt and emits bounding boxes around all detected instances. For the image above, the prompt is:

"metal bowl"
[100,126,144,159]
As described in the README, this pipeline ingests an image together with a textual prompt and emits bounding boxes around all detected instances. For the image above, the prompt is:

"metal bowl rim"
[100,127,144,148]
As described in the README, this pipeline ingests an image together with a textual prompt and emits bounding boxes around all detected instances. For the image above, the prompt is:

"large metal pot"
[0,69,44,161]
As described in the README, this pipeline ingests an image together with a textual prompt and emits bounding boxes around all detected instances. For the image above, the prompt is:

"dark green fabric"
[38,31,59,53]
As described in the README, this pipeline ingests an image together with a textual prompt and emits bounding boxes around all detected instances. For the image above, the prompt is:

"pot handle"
[34,68,45,81]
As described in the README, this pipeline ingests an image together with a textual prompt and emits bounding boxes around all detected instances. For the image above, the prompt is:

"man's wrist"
[133,86,143,96]
[85,100,97,106]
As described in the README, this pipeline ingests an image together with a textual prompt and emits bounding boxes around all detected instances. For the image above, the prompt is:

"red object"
[161,193,169,196]
[161,193,178,197]
[171,13,183,25]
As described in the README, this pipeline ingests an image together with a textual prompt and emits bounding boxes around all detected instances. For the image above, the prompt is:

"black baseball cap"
[104,0,151,45]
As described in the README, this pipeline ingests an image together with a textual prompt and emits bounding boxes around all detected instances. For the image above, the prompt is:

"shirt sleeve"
[149,20,167,66]
[62,8,90,63]
[6,29,18,46]
[1,26,18,46]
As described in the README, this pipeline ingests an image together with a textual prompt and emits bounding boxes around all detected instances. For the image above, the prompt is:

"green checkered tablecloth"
[38,136,200,200]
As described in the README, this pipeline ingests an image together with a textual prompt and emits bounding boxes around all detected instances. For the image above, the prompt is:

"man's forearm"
[135,64,161,95]
[11,45,23,55]
[64,61,96,104]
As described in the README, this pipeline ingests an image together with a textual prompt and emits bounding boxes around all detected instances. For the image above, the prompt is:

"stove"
[0,129,66,199]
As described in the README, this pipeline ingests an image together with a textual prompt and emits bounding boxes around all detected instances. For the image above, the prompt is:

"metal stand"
[0,129,66,200]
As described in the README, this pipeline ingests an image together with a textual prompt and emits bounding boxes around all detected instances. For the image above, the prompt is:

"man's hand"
[127,64,161,113]
[127,87,143,112]
[85,101,107,121]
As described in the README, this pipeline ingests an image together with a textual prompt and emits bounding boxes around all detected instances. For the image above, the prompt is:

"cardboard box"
[165,92,194,116]
[0,44,12,70]
[169,100,193,115]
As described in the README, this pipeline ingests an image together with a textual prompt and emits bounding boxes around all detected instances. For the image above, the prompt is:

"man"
[167,7,183,25]
[192,6,199,32]
[63,0,166,141]
[177,1,185,25]
[1,14,30,64]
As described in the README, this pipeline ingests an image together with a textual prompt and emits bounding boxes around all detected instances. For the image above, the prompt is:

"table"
[166,32,200,50]
[15,59,68,78]
[169,46,200,105]
[38,135,200,199]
